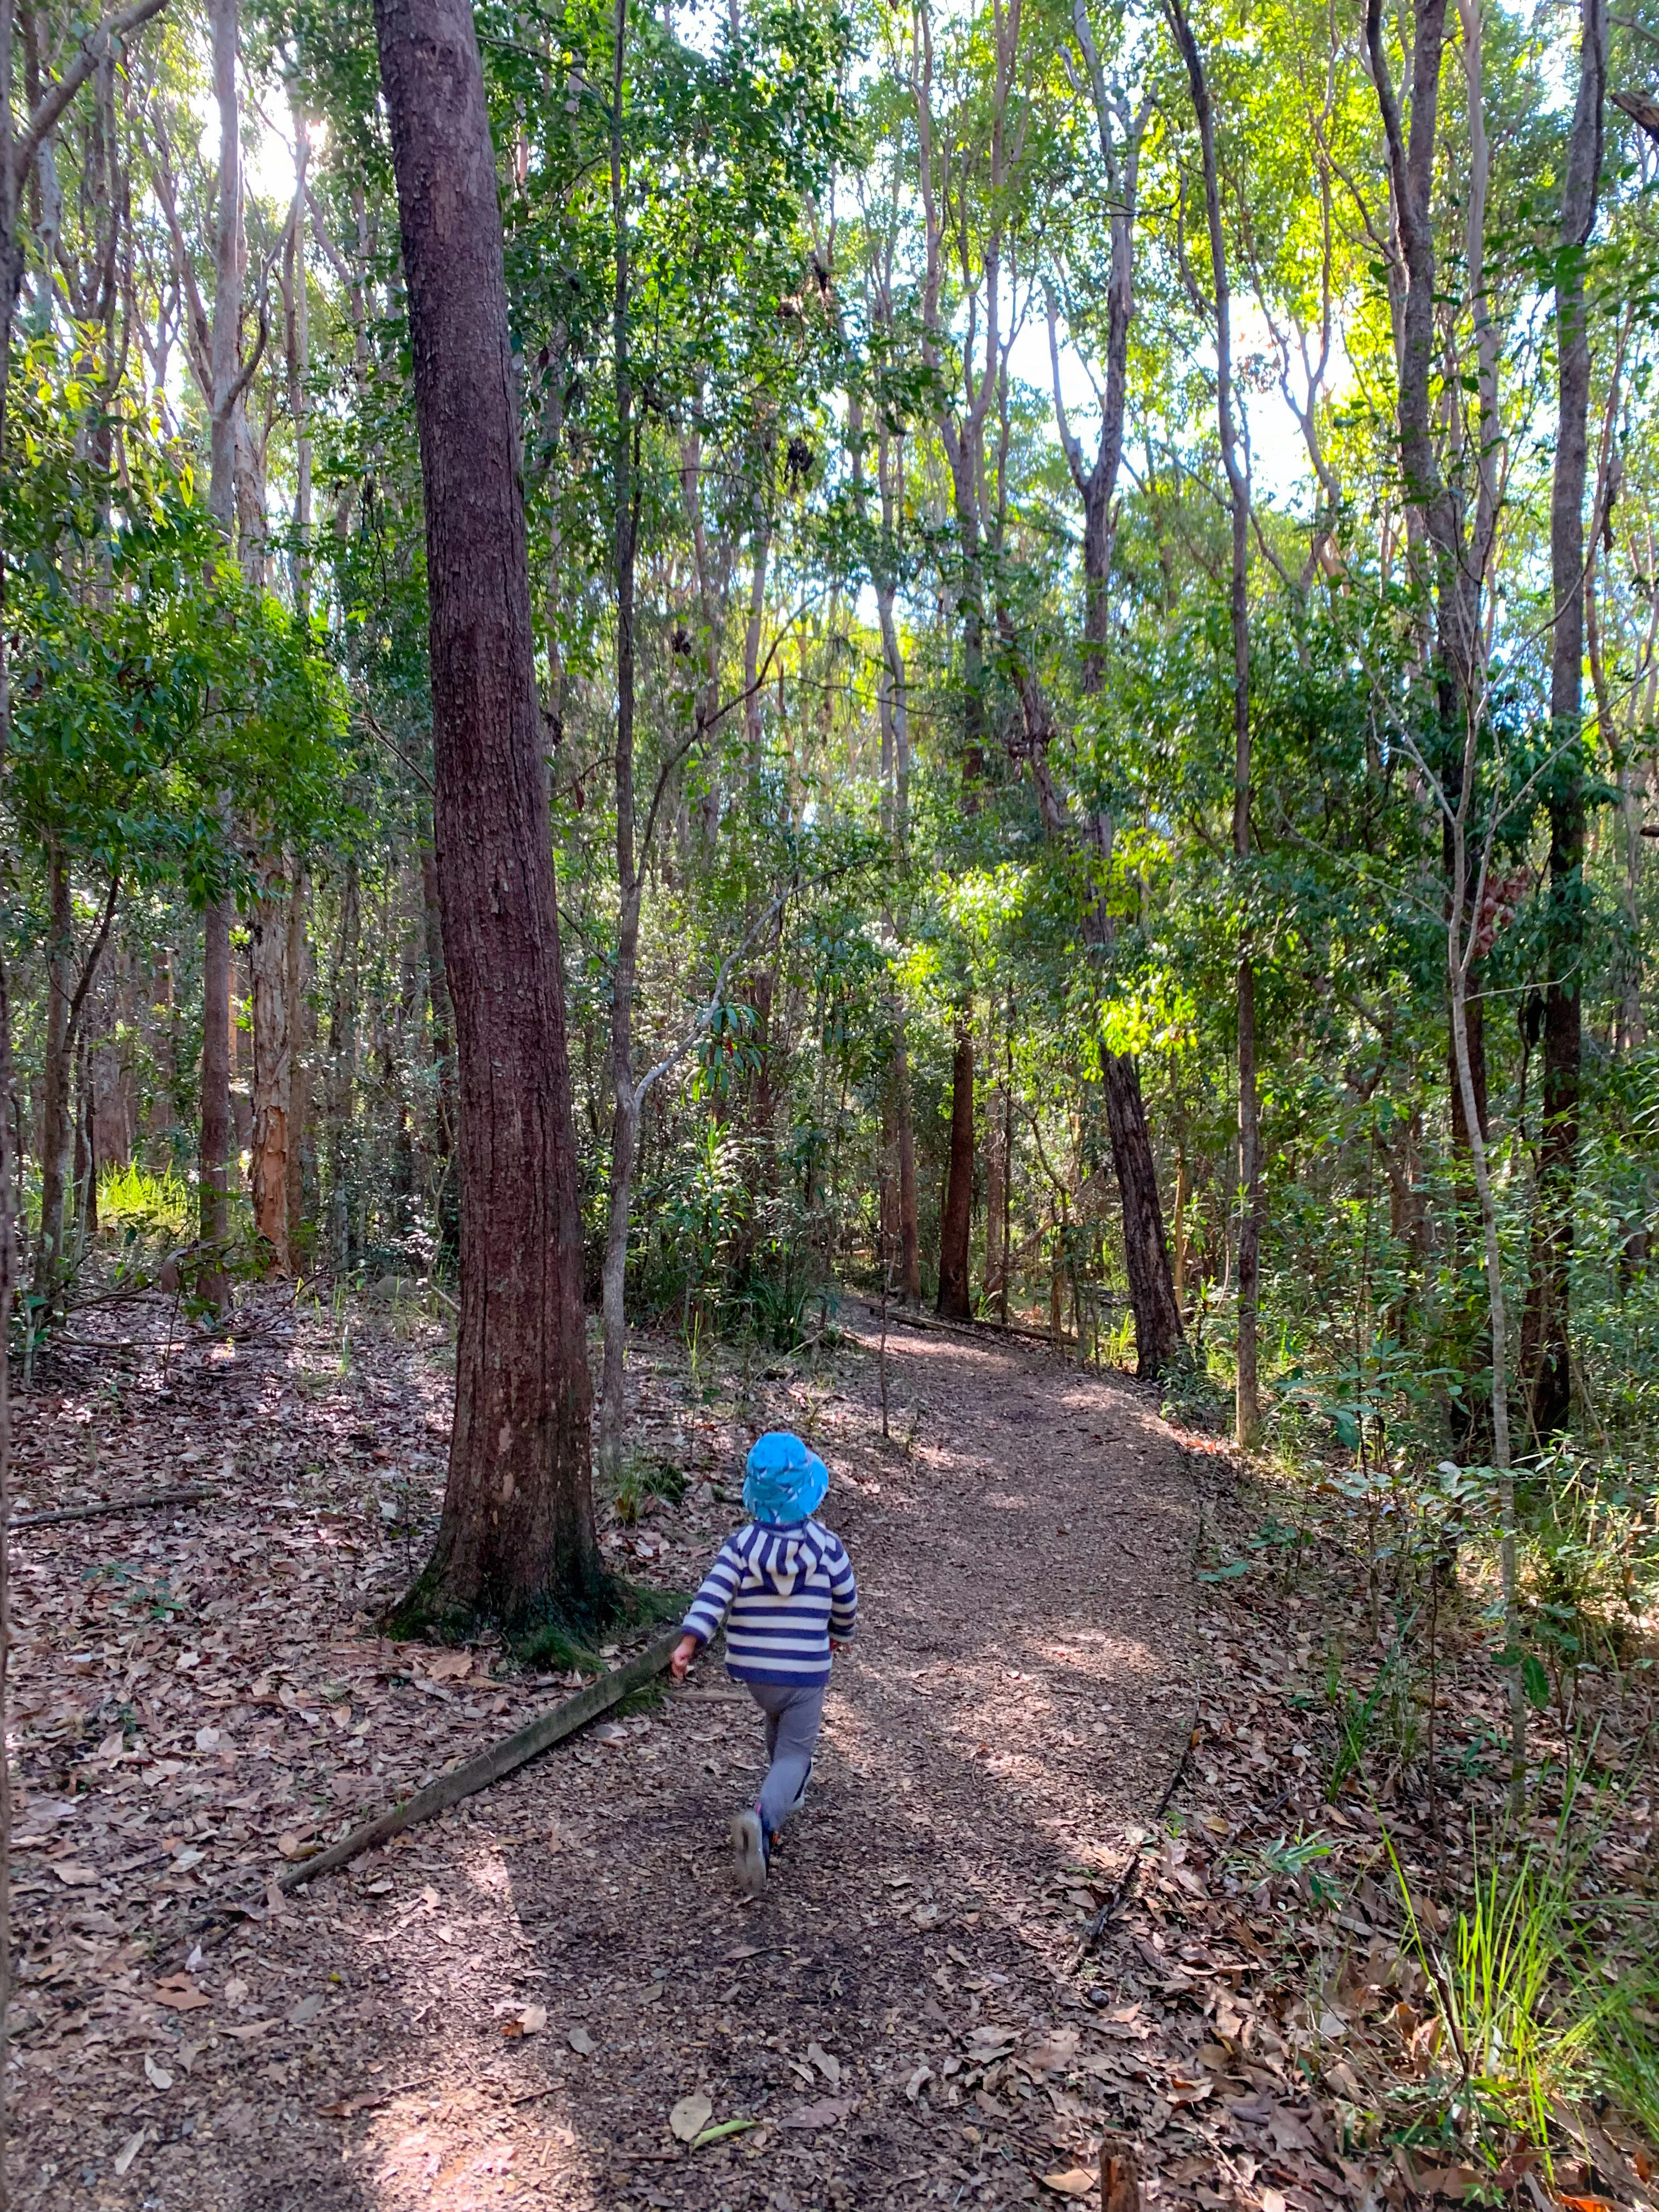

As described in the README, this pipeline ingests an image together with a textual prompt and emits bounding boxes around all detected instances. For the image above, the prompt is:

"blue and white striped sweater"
[681,1519,857,1686]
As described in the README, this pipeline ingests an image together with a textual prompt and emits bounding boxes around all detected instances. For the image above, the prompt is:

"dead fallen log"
[275,1626,685,1894]
[876,1302,1080,1355]
[8,1486,220,1531]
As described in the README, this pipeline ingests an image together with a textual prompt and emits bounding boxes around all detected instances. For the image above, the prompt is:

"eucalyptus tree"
[373,0,604,1630]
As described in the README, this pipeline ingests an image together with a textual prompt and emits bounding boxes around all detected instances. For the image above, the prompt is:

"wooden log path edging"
[7,1486,221,1531]
[275,1627,686,1894]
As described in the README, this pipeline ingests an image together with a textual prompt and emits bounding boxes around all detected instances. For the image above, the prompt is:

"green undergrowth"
[608,1451,686,1526]
[1187,1396,1659,2180]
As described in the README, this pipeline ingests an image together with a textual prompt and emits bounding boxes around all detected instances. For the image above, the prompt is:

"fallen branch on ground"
[273,1627,685,1894]
[876,1302,1079,1355]
[8,1486,219,1530]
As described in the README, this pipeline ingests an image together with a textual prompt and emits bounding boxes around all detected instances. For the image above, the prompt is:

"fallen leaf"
[1026,2029,1080,2073]
[319,2090,390,2119]
[1040,2170,1098,2198]
[691,2118,758,2149]
[1166,2073,1215,2106]
[1261,2193,1286,2212]
[968,2025,1018,2059]
[113,2129,145,2176]
[425,1651,472,1681]
[289,1995,324,2029]
[780,2096,852,2129]
[502,2004,547,2039]
[806,2040,841,2087]
[905,2063,933,2102]
[144,2053,174,2090]
[50,1863,98,1887]
[276,1831,302,1860]
[152,1980,209,2012]
[567,2025,596,2055]
[670,2093,713,2142]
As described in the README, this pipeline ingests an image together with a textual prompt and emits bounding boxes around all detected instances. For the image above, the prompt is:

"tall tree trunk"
[198,0,242,1313]
[285,97,313,608]
[375,0,600,1629]
[891,997,921,1301]
[938,1011,975,1318]
[284,870,309,1257]
[1523,0,1607,1439]
[1167,0,1254,1430]
[984,1071,1006,1310]
[1041,48,1181,1379]
[31,848,72,1306]
[420,839,458,1259]
[326,858,360,1268]
[1101,1049,1184,1375]
[249,856,291,1270]
[200,891,232,1300]
[599,0,640,1485]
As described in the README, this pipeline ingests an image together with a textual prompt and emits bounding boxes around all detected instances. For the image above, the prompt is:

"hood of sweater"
[746,1520,822,1595]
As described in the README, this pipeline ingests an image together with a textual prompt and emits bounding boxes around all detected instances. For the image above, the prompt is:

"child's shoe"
[731,1807,769,1897]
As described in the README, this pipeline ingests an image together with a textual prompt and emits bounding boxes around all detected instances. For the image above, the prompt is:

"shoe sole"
[731,1810,767,1897]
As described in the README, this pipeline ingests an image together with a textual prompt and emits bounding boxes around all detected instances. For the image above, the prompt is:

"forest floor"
[8,1290,1656,2211]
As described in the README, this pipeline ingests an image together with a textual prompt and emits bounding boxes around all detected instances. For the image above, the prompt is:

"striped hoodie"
[681,1519,857,1686]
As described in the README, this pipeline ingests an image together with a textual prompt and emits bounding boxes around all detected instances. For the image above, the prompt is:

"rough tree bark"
[420,839,459,1257]
[1523,0,1607,1438]
[891,1005,922,1301]
[938,1013,975,1318]
[374,0,601,1629]
[1166,0,1257,1441]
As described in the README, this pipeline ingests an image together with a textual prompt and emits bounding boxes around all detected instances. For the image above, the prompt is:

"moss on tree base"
[381,1562,683,1669]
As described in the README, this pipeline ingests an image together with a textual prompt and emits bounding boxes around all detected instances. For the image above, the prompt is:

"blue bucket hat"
[743,1431,828,1525]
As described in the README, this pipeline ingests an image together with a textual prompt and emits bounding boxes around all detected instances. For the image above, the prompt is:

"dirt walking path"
[13,1298,1199,2211]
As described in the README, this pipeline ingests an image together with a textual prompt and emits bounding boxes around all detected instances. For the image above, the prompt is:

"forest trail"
[13,1301,1199,2211]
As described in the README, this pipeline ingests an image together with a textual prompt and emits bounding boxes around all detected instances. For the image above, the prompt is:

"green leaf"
[1198,1561,1248,1582]
[692,2119,758,2148]
[1522,1655,1550,1711]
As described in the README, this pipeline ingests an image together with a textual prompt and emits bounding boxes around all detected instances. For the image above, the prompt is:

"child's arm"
[672,1536,743,1678]
[826,1535,857,1646]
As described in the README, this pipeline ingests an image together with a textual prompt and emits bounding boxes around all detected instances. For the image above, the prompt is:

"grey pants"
[746,1679,826,1839]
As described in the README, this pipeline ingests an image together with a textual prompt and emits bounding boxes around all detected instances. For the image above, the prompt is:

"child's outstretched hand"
[669,1634,700,1681]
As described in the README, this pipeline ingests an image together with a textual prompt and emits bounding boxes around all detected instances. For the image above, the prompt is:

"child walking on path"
[670,1431,857,1895]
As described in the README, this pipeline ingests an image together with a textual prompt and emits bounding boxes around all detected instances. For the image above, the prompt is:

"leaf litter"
[9,1286,1651,2208]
